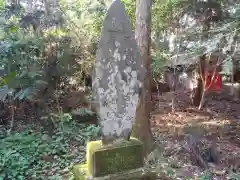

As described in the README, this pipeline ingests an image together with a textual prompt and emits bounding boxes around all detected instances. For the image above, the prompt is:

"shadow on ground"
[150,89,240,178]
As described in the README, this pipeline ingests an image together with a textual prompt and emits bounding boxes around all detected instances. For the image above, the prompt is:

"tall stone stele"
[73,0,156,179]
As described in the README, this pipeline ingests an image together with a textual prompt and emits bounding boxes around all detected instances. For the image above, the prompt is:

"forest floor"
[0,93,101,180]
[150,89,240,179]
[2,87,240,179]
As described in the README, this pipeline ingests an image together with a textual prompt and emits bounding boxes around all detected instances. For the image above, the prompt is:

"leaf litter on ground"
[150,90,240,179]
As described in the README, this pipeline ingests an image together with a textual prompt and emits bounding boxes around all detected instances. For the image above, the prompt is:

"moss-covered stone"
[72,165,157,180]
[86,137,144,177]
[72,164,87,180]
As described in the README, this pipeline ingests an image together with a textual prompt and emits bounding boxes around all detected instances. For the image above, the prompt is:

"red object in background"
[205,73,222,91]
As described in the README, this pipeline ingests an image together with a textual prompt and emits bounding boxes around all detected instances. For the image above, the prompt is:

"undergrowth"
[0,113,100,180]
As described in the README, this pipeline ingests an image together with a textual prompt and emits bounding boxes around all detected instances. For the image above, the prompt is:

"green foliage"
[122,0,136,27]
[0,72,16,87]
[0,0,4,10]
[0,0,144,98]
[58,0,105,84]
[0,3,95,101]
[0,13,47,100]
[152,51,168,74]
[0,114,100,179]
[152,0,185,32]
[151,0,240,74]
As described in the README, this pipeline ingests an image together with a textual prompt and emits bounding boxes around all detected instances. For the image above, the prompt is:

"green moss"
[86,137,144,177]
[72,164,87,180]
[86,139,103,176]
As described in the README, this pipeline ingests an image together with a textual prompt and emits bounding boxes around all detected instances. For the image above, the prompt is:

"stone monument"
[73,0,156,179]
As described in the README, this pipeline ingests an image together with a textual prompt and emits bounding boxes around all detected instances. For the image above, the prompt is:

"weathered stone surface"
[85,138,144,177]
[92,0,145,143]
[73,165,156,180]
[73,164,87,180]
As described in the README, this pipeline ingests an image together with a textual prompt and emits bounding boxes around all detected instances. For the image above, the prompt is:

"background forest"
[0,0,240,179]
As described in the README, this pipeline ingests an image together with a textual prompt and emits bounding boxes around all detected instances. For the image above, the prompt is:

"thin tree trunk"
[192,56,205,107]
[132,0,153,155]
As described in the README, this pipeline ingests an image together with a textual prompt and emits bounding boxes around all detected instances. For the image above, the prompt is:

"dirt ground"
[150,87,240,179]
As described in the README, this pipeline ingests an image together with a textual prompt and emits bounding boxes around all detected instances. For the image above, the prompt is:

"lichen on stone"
[92,0,145,143]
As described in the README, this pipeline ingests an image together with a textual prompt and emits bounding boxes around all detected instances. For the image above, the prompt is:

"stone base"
[86,138,144,177]
[73,164,156,180]
[73,137,146,178]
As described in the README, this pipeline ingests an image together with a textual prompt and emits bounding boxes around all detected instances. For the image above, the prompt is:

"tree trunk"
[192,77,203,107]
[192,56,205,107]
[131,0,153,155]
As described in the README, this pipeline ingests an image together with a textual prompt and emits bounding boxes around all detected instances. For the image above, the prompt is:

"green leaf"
[0,72,16,87]
[10,26,18,33]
